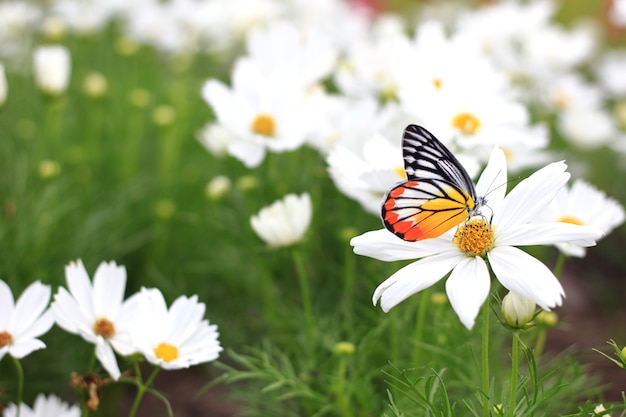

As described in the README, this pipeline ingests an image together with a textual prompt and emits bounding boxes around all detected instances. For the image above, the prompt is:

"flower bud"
[83,72,107,98]
[33,45,71,96]
[501,291,535,328]
[205,175,231,200]
[333,342,355,356]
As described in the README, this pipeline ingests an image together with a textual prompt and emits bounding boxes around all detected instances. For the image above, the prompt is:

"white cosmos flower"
[542,179,625,257]
[351,148,602,329]
[3,393,80,417]
[250,193,312,247]
[33,45,71,96]
[131,287,222,370]
[0,280,54,360]
[202,58,320,168]
[50,260,138,379]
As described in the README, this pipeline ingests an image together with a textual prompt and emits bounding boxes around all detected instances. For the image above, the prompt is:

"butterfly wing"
[381,125,477,241]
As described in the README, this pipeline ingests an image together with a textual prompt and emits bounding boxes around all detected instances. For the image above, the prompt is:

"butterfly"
[382,124,484,241]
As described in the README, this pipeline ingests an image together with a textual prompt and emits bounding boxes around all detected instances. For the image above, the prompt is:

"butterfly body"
[382,125,482,241]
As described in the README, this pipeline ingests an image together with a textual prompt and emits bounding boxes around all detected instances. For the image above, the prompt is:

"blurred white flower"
[131,287,222,370]
[334,32,412,100]
[246,20,337,87]
[52,0,124,35]
[33,45,71,96]
[196,122,236,158]
[51,260,138,379]
[0,280,54,360]
[610,0,626,26]
[597,51,626,98]
[202,59,321,167]
[327,133,404,215]
[557,107,617,149]
[542,179,625,257]
[393,21,545,163]
[3,393,80,417]
[0,1,42,63]
[251,193,312,247]
[0,63,7,107]
[542,73,604,113]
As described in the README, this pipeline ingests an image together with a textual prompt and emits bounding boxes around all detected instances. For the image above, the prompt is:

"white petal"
[65,260,95,319]
[373,252,464,312]
[169,295,205,345]
[228,140,266,168]
[17,310,54,341]
[351,229,453,262]
[13,281,51,331]
[488,246,564,310]
[494,161,569,229]
[10,338,46,359]
[95,339,121,380]
[92,261,126,318]
[496,222,602,247]
[445,257,491,330]
[0,280,14,328]
[51,287,93,336]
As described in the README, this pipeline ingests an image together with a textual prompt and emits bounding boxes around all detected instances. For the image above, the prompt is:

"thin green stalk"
[507,332,520,417]
[12,357,24,417]
[260,268,277,323]
[481,297,490,417]
[535,252,566,359]
[553,252,566,279]
[342,245,355,314]
[292,248,315,361]
[412,288,430,365]
[334,356,351,417]
[128,365,161,417]
[534,326,547,360]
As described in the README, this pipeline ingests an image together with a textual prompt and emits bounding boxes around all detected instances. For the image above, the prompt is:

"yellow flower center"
[432,77,442,90]
[557,215,584,226]
[251,113,276,137]
[154,342,179,362]
[451,112,481,135]
[552,90,570,110]
[93,318,115,339]
[453,218,495,257]
[0,331,13,347]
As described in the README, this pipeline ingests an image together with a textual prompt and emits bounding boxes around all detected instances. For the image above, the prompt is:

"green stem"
[534,252,566,361]
[481,297,490,417]
[342,245,355,316]
[412,288,430,365]
[292,248,315,361]
[534,326,547,360]
[507,332,520,417]
[12,357,24,417]
[128,366,161,417]
[553,252,567,279]
[334,357,351,417]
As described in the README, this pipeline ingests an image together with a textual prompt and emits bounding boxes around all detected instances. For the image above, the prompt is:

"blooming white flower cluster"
[50,260,222,379]
[0,260,222,382]
[195,0,626,217]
